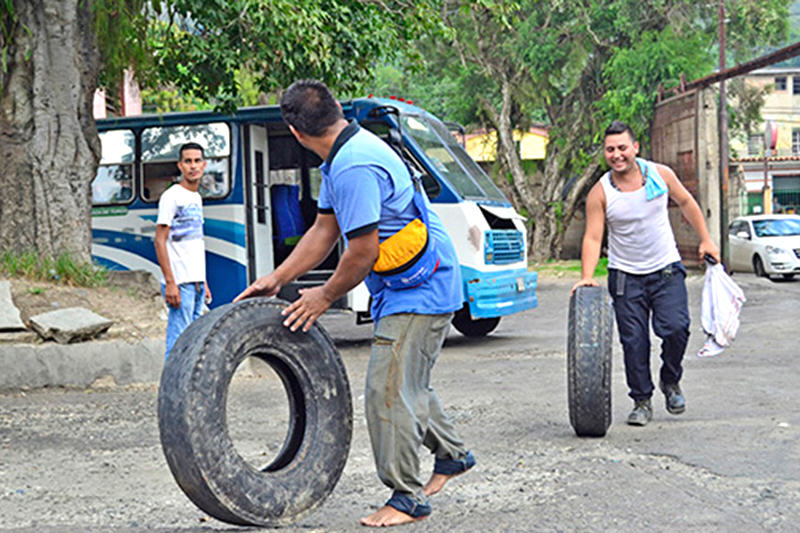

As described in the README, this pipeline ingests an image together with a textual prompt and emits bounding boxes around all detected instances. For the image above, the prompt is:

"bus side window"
[140,123,231,203]
[92,130,135,206]
[142,163,179,202]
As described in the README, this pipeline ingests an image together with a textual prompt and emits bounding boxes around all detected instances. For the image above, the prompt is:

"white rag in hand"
[698,263,746,357]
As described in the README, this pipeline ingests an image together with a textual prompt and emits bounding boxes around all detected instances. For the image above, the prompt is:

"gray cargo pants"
[365,312,468,505]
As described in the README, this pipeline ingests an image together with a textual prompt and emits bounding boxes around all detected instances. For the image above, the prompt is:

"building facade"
[730,67,800,215]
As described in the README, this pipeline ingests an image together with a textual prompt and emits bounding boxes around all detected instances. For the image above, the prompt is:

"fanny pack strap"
[375,107,431,233]
[409,175,431,230]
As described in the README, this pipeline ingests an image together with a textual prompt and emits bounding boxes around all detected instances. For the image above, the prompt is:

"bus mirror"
[422,173,441,199]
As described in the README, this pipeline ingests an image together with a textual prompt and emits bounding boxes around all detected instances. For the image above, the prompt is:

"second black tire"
[451,304,501,337]
[157,298,352,527]
[567,286,613,437]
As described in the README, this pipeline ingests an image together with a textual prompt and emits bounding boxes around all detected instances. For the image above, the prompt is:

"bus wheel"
[567,286,613,437]
[157,298,352,527]
[451,305,500,337]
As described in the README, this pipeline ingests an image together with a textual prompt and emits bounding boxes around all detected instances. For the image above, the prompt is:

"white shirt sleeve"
[156,188,176,227]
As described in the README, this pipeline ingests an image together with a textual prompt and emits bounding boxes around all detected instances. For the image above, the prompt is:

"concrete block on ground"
[0,338,164,390]
[29,307,113,344]
[0,280,26,331]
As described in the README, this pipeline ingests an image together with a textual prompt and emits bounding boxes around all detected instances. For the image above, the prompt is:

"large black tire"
[567,286,613,437]
[157,298,352,527]
[451,305,501,337]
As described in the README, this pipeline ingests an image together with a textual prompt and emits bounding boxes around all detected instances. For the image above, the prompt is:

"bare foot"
[359,505,427,527]
[424,472,461,497]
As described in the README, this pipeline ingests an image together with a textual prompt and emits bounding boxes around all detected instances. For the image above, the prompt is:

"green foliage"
[594,257,609,277]
[384,0,789,259]
[367,61,463,120]
[597,27,714,150]
[92,0,151,92]
[0,0,32,90]
[140,85,213,113]
[406,0,789,156]
[139,0,445,111]
[0,1,14,77]
[0,0,445,111]
[1,251,107,287]
[528,257,609,277]
[726,0,791,63]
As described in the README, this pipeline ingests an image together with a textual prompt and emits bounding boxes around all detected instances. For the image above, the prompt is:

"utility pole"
[718,0,729,266]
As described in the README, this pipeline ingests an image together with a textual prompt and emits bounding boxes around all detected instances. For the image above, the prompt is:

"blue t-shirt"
[318,122,462,321]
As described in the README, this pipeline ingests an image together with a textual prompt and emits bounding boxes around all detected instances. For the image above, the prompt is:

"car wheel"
[753,255,767,278]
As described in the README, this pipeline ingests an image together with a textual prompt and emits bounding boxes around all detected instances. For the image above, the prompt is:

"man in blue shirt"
[235,80,474,527]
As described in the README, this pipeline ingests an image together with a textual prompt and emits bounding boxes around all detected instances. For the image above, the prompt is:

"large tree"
[378,0,790,260]
[0,0,441,261]
[1,1,100,261]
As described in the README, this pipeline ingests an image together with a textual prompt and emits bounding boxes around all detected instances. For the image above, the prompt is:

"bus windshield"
[400,114,506,203]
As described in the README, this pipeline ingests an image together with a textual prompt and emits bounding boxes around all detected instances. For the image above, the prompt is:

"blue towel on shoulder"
[636,158,668,200]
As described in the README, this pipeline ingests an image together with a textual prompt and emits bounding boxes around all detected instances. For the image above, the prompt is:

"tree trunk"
[0,0,99,261]
[523,142,604,261]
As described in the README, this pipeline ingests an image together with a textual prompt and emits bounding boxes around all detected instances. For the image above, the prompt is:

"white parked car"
[728,214,800,281]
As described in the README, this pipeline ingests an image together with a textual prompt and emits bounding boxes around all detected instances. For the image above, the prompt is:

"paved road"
[1,273,798,532]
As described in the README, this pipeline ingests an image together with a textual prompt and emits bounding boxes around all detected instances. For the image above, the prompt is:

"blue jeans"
[607,262,690,402]
[161,282,205,360]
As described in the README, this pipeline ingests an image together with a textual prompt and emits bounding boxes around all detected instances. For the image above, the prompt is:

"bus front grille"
[484,230,525,265]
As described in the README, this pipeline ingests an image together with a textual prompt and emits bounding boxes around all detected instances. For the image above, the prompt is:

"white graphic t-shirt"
[156,184,206,284]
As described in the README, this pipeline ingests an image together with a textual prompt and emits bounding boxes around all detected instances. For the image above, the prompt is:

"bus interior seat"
[270,183,306,265]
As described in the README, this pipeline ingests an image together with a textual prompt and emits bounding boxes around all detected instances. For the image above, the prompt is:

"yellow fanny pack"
[369,182,439,290]
[373,218,428,274]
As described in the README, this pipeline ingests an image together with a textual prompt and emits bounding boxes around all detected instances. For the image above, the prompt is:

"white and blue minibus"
[91,97,537,336]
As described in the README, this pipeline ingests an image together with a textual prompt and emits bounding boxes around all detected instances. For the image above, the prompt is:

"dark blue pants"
[607,262,690,402]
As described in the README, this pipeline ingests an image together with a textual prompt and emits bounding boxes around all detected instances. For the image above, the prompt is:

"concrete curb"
[0,338,164,391]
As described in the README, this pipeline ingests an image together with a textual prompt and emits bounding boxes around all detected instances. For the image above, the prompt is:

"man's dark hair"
[279,79,344,137]
[179,142,205,159]
[604,121,637,143]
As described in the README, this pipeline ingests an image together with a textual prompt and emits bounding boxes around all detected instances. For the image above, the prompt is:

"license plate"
[516,277,525,292]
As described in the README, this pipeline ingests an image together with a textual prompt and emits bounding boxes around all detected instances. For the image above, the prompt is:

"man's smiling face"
[604,132,639,174]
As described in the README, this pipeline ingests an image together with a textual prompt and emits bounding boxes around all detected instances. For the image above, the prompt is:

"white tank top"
[601,172,681,274]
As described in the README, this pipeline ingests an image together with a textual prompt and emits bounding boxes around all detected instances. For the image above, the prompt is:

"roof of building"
[464,125,550,140]
[748,67,800,76]
[732,155,800,163]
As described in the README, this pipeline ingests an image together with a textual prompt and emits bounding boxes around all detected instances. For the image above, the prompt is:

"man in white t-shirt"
[155,142,211,359]
[572,121,719,426]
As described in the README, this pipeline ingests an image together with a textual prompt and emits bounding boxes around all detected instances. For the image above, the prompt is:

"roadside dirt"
[6,274,166,343]
[2,263,581,346]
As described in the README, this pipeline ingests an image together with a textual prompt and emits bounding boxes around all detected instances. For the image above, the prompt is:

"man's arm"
[155,224,180,308]
[571,183,606,294]
[280,228,379,332]
[658,164,720,263]
[234,212,342,302]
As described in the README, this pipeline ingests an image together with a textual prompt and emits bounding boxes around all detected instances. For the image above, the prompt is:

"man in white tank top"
[572,121,720,427]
